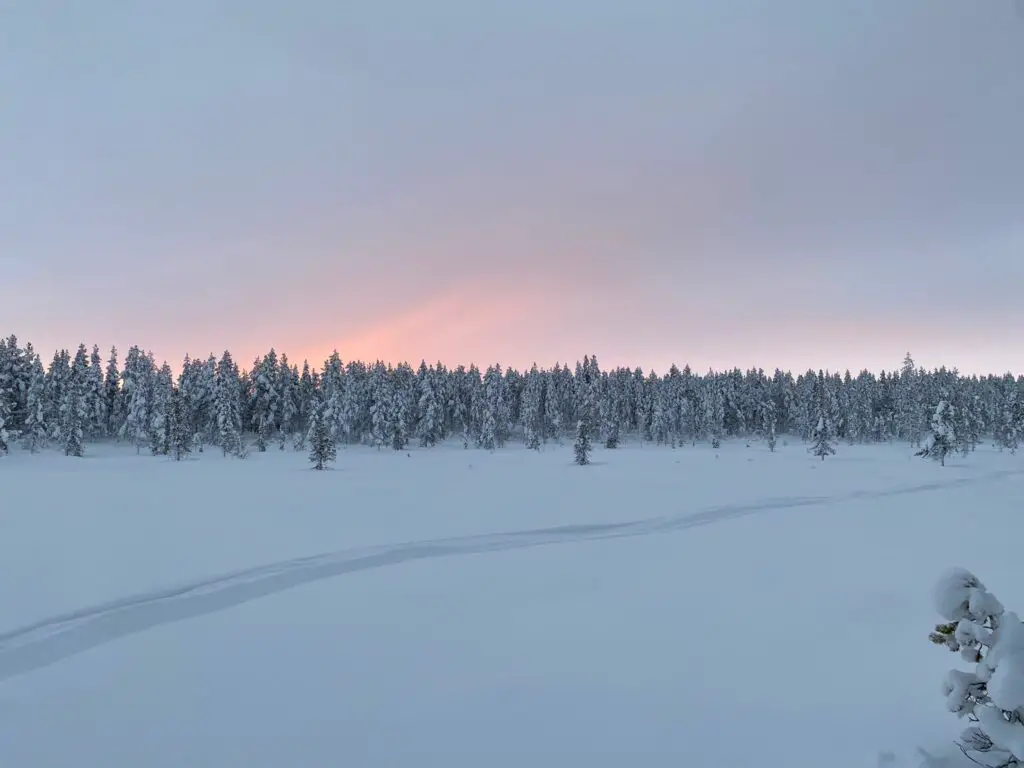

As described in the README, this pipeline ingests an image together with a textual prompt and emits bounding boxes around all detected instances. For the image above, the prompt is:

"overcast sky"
[2,0,1022,374]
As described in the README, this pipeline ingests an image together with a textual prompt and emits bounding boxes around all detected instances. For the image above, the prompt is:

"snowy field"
[1,440,1022,767]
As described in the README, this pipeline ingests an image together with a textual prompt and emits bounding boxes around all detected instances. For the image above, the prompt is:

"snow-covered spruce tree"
[44,349,69,441]
[322,352,349,444]
[195,354,218,448]
[929,568,1024,765]
[573,418,592,465]
[954,390,984,456]
[997,386,1022,455]
[521,364,544,450]
[368,363,390,449]
[104,346,123,437]
[214,351,244,457]
[603,411,620,449]
[636,371,655,443]
[762,399,778,452]
[0,344,14,444]
[149,362,174,456]
[250,349,280,452]
[293,361,314,451]
[119,346,152,453]
[417,363,444,448]
[709,379,726,448]
[651,385,671,445]
[388,383,409,451]
[307,395,336,470]
[277,356,298,450]
[916,399,956,467]
[0,389,9,456]
[459,367,479,448]
[176,356,201,451]
[573,368,596,465]
[808,370,835,460]
[481,364,510,449]
[809,414,835,460]
[544,372,563,443]
[59,344,90,457]
[478,398,497,450]
[897,352,925,447]
[340,361,367,444]
[168,388,192,461]
[827,373,844,442]
[87,344,107,439]
[600,374,621,449]
[21,354,47,453]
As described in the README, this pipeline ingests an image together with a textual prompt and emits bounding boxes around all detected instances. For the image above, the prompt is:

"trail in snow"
[0,467,1018,684]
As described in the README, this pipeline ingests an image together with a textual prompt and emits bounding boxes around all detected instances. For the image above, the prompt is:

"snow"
[932,567,1005,636]
[1,440,1023,767]
[986,616,1024,712]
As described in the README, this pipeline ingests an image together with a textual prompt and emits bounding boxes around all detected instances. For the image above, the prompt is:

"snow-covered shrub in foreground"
[930,568,1024,766]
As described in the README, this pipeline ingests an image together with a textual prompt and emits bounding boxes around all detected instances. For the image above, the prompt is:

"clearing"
[1,440,1020,767]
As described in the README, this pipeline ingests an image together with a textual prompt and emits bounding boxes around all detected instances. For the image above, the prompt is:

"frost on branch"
[930,568,1024,765]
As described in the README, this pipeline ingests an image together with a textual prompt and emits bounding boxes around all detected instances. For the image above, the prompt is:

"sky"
[2,0,1023,376]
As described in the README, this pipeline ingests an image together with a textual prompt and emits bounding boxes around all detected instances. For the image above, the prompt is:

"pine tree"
[307,395,336,470]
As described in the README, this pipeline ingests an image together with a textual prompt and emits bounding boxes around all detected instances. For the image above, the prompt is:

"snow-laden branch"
[931,569,1024,765]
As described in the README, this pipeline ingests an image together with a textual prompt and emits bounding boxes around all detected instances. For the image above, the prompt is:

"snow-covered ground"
[1,440,1021,767]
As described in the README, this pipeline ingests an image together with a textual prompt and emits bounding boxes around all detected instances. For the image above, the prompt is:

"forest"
[0,334,1021,464]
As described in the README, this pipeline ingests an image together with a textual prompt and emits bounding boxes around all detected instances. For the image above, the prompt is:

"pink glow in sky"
[3,1,1023,376]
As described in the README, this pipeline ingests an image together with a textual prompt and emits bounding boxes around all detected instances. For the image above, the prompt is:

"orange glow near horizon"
[15,274,1024,379]
[289,277,570,372]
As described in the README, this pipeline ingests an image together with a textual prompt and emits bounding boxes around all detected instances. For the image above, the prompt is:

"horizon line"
[8,335,1020,380]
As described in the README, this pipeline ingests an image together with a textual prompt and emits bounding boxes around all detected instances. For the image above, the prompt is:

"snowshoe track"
[0,467,1019,683]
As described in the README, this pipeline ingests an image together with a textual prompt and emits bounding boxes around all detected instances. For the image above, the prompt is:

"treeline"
[0,335,1021,461]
